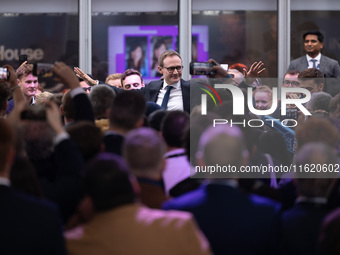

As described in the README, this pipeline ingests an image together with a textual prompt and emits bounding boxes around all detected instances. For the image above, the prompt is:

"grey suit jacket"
[287,54,340,96]
[287,54,340,78]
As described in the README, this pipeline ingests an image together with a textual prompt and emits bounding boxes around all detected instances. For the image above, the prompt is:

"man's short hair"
[66,121,103,162]
[295,117,339,150]
[294,142,337,197]
[329,93,340,114]
[303,30,324,43]
[16,63,34,80]
[105,73,122,84]
[89,85,116,119]
[109,90,146,131]
[61,90,75,120]
[285,70,300,77]
[0,82,10,112]
[158,50,182,67]
[306,92,332,112]
[123,127,165,177]
[120,69,143,87]
[298,68,325,87]
[161,110,189,148]
[85,153,136,212]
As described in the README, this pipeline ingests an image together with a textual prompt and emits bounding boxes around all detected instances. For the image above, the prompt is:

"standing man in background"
[287,30,340,95]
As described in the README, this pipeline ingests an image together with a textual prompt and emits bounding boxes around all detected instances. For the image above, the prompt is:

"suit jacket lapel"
[149,80,163,102]
[180,79,190,113]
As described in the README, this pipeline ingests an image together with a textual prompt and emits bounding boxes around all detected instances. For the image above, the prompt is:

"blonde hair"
[253,85,273,106]
[105,73,122,84]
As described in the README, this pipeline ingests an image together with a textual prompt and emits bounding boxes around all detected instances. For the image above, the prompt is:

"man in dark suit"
[287,30,340,95]
[147,50,190,113]
[163,125,281,255]
[280,142,338,255]
[0,118,66,255]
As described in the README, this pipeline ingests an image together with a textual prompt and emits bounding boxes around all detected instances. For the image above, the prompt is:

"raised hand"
[74,67,97,86]
[52,62,80,90]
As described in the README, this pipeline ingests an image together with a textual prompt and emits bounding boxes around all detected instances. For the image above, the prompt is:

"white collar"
[162,80,181,90]
[0,177,10,187]
[306,53,321,62]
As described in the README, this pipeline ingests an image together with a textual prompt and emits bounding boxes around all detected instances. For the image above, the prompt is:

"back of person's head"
[197,125,248,169]
[66,121,103,162]
[293,142,338,198]
[318,207,340,255]
[148,109,167,132]
[0,82,10,114]
[295,117,339,150]
[10,157,44,198]
[161,110,189,148]
[306,92,332,113]
[298,68,325,87]
[0,119,14,172]
[89,85,116,119]
[20,118,55,161]
[85,153,136,212]
[329,93,340,118]
[61,90,75,120]
[123,127,165,178]
[188,112,221,166]
[35,91,54,105]
[158,50,181,67]
[303,30,324,43]
[16,63,34,80]
[109,90,146,131]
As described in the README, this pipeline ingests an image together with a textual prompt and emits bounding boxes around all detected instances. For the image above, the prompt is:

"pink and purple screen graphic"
[108,25,209,83]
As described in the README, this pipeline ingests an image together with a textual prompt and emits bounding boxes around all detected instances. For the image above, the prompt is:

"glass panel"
[0,2,79,69]
[192,2,278,78]
[92,1,178,84]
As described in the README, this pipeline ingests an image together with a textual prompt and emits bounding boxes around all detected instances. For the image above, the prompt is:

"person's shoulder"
[163,185,205,210]
[16,190,59,212]
[147,79,163,86]
[4,188,60,220]
[321,55,340,65]
[139,205,195,227]
[249,193,282,212]
[181,78,190,86]
[290,55,306,63]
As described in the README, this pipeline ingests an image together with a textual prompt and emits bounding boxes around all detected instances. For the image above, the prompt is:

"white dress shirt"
[156,80,184,111]
[307,53,321,69]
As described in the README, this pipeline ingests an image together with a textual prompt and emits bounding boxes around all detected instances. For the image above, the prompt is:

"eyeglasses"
[283,80,300,87]
[82,87,91,92]
[162,65,183,73]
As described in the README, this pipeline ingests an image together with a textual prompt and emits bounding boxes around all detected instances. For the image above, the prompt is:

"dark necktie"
[161,85,173,109]
[311,59,317,69]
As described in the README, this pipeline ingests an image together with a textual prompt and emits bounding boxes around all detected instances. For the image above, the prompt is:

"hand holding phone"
[0,67,9,80]
[189,62,216,76]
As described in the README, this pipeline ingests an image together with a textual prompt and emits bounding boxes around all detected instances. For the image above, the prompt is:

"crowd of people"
[1,30,340,255]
